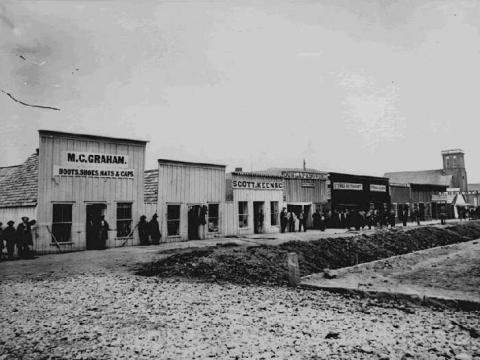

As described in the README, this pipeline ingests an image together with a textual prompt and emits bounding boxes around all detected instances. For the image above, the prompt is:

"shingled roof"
[144,169,158,203]
[0,165,20,182]
[0,154,38,208]
[384,169,452,187]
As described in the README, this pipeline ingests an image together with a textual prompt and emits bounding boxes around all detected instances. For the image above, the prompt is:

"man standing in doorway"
[98,215,109,250]
[312,209,321,230]
[280,207,287,233]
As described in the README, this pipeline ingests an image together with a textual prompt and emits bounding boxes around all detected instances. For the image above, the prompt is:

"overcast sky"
[1,0,480,181]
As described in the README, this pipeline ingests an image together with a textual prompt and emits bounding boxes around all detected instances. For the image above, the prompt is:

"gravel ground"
[1,263,480,359]
[1,228,480,360]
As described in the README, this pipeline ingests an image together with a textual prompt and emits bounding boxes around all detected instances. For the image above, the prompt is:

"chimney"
[235,167,243,172]
[303,159,306,171]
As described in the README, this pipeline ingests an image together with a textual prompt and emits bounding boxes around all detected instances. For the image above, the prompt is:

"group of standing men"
[137,214,161,246]
[279,207,312,233]
[329,208,397,230]
[0,217,36,260]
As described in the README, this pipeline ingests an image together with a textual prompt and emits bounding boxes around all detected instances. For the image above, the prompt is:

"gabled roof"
[0,154,38,208]
[384,169,452,187]
[144,169,158,203]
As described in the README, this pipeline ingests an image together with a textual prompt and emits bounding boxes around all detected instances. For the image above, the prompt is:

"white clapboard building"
[0,130,147,254]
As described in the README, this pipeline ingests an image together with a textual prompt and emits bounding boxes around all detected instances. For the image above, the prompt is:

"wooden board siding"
[157,161,225,241]
[390,185,411,204]
[0,206,37,227]
[284,178,327,204]
[36,132,146,254]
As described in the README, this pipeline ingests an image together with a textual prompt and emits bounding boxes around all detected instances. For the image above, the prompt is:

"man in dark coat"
[138,215,149,245]
[0,222,3,260]
[149,214,161,245]
[312,209,321,230]
[412,207,420,226]
[388,209,396,228]
[3,221,16,259]
[16,217,36,259]
[440,204,447,225]
[280,207,287,233]
[402,205,409,227]
[97,215,109,250]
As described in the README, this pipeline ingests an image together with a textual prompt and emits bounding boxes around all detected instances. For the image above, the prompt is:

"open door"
[86,203,107,250]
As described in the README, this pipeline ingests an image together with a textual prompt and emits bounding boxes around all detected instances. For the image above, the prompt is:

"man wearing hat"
[3,221,16,259]
[16,216,36,259]
[149,214,161,245]
[0,222,3,260]
[137,215,149,245]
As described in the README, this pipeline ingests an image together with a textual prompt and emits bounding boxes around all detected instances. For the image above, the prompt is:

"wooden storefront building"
[225,171,285,235]
[151,159,226,242]
[0,130,147,254]
[261,168,328,228]
[328,172,390,212]
[385,171,451,221]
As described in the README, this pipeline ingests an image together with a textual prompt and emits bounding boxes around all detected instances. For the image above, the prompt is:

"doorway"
[253,201,265,234]
[86,203,107,250]
[188,205,202,240]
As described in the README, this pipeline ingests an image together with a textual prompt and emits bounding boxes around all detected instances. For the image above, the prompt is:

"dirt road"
[1,244,479,359]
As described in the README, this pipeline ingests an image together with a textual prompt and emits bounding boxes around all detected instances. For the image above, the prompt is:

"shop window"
[167,204,181,236]
[117,203,132,237]
[270,201,279,226]
[208,204,219,232]
[52,204,72,243]
[238,201,248,228]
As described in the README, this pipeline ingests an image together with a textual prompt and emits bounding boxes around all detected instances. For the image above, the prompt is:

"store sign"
[301,179,315,188]
[333,182,363,191]
[281,171,326,180]
[232,179,283,190]
[54,151,135,179]
[61,151,129,168]
[370,184,387,192]
[432,194,448,202]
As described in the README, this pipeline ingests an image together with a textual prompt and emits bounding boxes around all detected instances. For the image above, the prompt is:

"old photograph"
[1,1,479,359]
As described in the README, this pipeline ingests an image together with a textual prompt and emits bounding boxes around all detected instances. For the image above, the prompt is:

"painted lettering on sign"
[53,166,135,179]
[61,151,129,169]
[232,179,284,190]
[370,184,387,192]
[301,179,315,188]
[281,171,326,180]
[333,182,363,191]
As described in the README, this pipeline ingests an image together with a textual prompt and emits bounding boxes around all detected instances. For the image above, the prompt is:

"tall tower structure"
[441,149,468,192]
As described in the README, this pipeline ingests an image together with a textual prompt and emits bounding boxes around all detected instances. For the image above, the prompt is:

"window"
[167,204,181,236]
[208,204,219,232]
[270,201,279,226]
[52,204,72,243]
[238,201,248,228]
[117,203,132,237]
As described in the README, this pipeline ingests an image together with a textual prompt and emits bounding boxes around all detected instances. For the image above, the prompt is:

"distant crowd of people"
[278,205,432,233]
[0,217,36,260]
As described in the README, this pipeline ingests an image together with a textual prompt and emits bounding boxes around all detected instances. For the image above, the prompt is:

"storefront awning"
[287,202,312,206]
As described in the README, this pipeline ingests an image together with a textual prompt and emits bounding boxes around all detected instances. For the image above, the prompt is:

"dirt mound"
[138,222,480,286]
